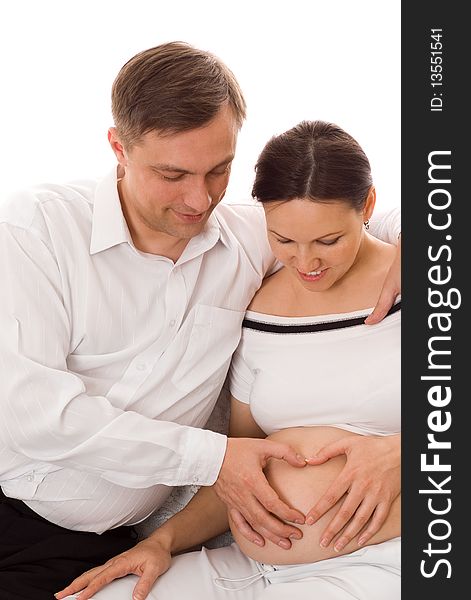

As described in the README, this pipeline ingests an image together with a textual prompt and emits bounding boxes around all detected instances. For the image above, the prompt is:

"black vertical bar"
[402,2,466,597]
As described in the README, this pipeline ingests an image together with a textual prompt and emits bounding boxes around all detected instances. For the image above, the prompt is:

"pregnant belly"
[230,426,401,565]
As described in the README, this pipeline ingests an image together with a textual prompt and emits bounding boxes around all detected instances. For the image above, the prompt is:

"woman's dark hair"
[252,120,372,210]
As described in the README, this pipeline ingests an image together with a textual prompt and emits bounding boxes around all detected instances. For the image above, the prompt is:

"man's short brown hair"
[111,41,247,147]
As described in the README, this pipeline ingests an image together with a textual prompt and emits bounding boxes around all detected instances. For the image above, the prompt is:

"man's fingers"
[252,508,302,546]
[55,567,105,598]
[364,293,394,325]
[265,442,306,468]
[305,439,346,465]
[255,476,305,524]
[366,233,401,325]
[234,491,303,548]
[229,508,265,547]
[132,566,164,600]
[75,562,131,600]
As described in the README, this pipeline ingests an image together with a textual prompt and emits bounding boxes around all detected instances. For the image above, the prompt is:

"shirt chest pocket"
[171,304,244,394]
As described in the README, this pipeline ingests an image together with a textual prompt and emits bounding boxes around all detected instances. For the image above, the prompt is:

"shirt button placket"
[166,268,186,335]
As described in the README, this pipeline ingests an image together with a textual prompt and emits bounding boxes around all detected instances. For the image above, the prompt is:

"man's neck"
[123,208,189,262]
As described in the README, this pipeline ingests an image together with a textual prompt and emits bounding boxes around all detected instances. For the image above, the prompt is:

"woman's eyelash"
[275,237,340,245]
[319,238,340,245]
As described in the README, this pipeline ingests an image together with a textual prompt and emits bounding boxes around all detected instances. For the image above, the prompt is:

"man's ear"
[108,127,128,167]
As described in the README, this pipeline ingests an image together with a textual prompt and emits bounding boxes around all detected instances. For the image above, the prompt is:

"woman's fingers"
[328,497,378,552]
[357,502,391,546]
[305,477,350,527]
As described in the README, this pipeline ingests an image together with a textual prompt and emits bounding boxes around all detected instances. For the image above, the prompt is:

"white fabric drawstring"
[214,564,275,591]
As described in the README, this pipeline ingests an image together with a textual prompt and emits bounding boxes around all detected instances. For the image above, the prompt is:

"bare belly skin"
[230,426,401,565]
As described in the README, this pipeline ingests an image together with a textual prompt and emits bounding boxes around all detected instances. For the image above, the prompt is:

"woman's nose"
[294,250,321,273]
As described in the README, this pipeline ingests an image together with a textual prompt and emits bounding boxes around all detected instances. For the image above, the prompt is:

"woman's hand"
[305,434,401,551]
[365,234,401,324]
[54,536,172,600]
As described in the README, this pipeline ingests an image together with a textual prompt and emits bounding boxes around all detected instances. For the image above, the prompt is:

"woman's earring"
[364,220,370,230]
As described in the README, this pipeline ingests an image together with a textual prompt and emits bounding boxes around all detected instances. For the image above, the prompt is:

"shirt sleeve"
[369,206,401,244]
[0,223,227,488]
[228,338,255,404]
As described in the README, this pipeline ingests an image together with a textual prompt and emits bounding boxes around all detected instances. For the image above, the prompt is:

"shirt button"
[169,319,176,327]
[136,363,147,371]
[26,473,34,482]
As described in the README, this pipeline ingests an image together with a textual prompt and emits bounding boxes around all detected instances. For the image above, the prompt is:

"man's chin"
[166,218,209,240]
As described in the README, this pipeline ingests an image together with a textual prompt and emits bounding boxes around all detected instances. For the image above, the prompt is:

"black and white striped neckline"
[242,301,401,334]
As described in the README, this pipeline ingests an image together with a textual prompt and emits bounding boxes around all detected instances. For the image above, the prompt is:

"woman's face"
[264,197,369,292]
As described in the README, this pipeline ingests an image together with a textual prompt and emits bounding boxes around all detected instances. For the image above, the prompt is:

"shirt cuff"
[180,427,228,486]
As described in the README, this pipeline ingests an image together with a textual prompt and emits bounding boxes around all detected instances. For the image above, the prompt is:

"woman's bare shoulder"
[248,268,291,314]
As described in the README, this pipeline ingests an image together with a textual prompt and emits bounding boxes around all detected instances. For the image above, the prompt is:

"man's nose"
[183,180,212,213]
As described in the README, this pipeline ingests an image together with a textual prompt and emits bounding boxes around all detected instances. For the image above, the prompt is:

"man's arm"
[1,223,306,543]
[212,397,306,550]
[55,397,303,600]
[369,206,401,244]
[0,223,226,489]
[56,485,230,600]
[366,206,401,324]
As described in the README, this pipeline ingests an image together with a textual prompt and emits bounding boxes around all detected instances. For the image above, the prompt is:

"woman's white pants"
[71,538,400,600]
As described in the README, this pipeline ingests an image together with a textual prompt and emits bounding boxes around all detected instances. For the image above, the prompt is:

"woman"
[57,120,400,600]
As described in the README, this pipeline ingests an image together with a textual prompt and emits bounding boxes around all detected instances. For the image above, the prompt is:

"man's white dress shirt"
[0,168,400,532]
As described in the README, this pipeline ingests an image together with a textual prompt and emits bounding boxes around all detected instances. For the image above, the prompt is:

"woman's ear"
[363,186,377,222]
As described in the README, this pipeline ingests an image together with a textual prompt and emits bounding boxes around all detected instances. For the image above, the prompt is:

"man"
[0,42,401,599]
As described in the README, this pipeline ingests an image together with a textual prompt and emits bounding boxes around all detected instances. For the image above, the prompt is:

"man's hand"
[365,235,401,324]
[214,437,307,549]
[305,434,401,551]
[54,536,172,600]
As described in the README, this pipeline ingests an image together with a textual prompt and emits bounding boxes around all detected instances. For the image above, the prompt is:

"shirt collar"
[90,167,132,255]
[90,167,230,257]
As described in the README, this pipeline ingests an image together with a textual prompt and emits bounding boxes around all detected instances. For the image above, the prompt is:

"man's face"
[110,105,238,249]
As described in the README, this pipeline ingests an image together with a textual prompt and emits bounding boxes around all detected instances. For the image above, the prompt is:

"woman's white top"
[229,302,401,436]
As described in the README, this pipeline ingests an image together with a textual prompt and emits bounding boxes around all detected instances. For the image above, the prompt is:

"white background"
[0,0,400,210]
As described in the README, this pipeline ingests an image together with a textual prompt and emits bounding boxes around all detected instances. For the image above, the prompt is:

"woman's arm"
[229,395,266,439]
